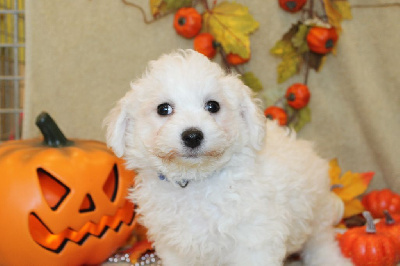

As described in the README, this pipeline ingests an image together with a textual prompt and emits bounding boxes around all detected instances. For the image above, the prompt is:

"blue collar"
[158,173,189,188]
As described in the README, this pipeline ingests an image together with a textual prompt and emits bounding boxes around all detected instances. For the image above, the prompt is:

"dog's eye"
[205,101,220,114]
[157,103,173,116]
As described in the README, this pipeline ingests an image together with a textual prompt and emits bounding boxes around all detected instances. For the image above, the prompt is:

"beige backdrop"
[24,0,399,192]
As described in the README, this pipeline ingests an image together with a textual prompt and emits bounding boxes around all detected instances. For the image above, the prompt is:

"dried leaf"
[304,52,325,71]
[292,106,311,132]
[240,72,263,92]
[332,0,352,20]
[203,1,259,58]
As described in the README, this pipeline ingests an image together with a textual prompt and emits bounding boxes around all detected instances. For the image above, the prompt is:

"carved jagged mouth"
[28,200,135,253]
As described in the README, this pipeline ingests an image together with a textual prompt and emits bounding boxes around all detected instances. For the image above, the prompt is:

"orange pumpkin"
[173,7,202,38]
[306,27,338,54]
[338,211,397,266]
[194,33,218,59]
[377,211,400,262]
[0,112,137,266]
[362,189,400,218]
[264,106,288,126]
[285,83,310,109]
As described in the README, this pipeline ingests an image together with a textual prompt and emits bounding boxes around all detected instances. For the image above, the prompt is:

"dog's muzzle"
[181,128,203,149]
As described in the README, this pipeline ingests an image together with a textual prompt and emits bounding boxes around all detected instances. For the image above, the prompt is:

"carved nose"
[181,128,204,149]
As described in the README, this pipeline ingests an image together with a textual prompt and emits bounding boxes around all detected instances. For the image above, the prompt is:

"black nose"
[181,128,204,149]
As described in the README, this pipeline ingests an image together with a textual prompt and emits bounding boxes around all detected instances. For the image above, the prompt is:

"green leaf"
[203,1,259,58]
[277,54,301,83]
[291,23,309,54]
[240,72,263,92]
[292,106,311,132]
[164,0,192,10]
[332,0,352,20]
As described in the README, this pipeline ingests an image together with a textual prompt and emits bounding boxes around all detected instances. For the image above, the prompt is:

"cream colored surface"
[24,1,399,191]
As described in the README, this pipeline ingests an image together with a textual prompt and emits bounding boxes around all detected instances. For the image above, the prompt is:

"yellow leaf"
[329,158,341,184]
[332,0,352,20]
[342,198,365,218]
[203,1,259,58]
[329,159,374,218]
[322,0,343,33]
[333,172,369,201]
[149,0,167,17]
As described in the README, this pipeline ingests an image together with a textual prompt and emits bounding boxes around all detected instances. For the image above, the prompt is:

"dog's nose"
[181,128,204,149]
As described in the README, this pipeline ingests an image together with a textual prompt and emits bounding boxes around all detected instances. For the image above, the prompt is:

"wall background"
[24,0,400,191]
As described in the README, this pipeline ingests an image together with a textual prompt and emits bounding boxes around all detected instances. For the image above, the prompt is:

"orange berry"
[285,83,310,109]
[264,106,288,126]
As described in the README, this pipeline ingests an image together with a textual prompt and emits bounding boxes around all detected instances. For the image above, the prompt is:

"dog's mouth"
[155,149,224,163]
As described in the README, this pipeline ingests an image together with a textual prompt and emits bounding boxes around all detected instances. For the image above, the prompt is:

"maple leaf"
[332,0,352,20]
[150,0,191,17]
[292,106,311,132]
[270,39,301,83]
[329,159,374,218]
[240,72,263,92]
[203,1,259,58]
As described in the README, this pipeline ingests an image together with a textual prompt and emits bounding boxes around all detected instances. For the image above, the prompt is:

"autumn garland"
[122,0,399,131]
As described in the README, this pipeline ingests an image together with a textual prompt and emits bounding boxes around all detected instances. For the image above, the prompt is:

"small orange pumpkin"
[0,112,137,266]
[194,33,218,59]
[362,189,400,218]
[338,211,397,266]
[306,27,338,54]
[173,7,202,38]
[285,83,310,109]
[264,106,288,126]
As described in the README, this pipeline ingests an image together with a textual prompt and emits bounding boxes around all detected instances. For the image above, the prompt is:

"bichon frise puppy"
[104,49,352,266]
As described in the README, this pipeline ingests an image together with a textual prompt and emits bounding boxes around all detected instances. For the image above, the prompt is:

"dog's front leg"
[226,243,287,266]
[155,246,189,266]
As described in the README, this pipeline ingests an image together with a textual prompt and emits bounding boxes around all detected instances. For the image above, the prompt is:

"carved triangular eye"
[79,194,95,213]
[37,168,70,211]
[103,164,119,202]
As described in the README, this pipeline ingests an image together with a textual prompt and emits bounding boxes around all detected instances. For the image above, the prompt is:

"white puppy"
[104,49,352,266]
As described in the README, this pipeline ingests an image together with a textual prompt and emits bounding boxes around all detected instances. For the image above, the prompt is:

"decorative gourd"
[173,7,202,38]
[338,211,397,266]
[285,83,310,109]
[226,53,250,65]
[264,106,288,126]
[362,189,400,218]
[377,210,400,262]
[278,0,307,13]
[194,33,218,59]
[306,27,338,54]
[0,112,137,266]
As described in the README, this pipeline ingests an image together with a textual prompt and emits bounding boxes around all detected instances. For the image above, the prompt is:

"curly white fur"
[104,49,352,266]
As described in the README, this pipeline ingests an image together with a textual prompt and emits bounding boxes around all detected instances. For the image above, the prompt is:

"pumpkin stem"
[35,112,73,147]
[363,211,376,234]
[383,210,395,225]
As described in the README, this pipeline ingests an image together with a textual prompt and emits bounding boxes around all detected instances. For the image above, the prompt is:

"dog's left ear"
[103,97,130,158]
[238,82,266,151]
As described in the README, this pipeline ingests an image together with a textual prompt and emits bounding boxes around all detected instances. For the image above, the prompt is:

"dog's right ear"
[103,98,129,158]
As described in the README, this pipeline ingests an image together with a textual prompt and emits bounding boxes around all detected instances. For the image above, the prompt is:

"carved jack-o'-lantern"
[0,112,136,266]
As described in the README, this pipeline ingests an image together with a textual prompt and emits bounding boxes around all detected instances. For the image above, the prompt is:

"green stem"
[35,112,73,147]
[383,210,395,225]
